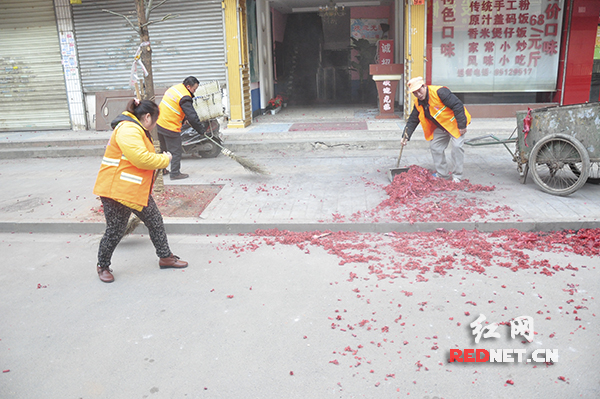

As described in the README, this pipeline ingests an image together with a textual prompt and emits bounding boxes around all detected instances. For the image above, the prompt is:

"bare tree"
[103,0,176,108]
[103,0,177,233]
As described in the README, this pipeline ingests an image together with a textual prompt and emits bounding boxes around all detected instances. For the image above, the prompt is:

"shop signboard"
[378,40,394,65]
[351,19,388,43]
[431,0,564,92]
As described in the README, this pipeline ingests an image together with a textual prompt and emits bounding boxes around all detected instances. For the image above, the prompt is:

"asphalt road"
[0,230,598,398]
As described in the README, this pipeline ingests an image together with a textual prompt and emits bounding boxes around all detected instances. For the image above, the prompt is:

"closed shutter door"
[0,0,70,131]
[72,0,226,92]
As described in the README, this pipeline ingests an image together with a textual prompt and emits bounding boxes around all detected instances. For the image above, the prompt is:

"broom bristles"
[123,215,142,236]
[221,149,268,174]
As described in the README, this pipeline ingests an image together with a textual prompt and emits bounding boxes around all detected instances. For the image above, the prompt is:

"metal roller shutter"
[72,0,226,92]
[0,0,71,131]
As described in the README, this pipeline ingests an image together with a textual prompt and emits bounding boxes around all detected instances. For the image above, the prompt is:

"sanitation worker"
[401,76,471,183]
[157,76,205,180]
[93,99,188,283]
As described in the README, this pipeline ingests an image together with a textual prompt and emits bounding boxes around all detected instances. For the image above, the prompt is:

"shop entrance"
[274,12,373,106]
[269,1,400,110]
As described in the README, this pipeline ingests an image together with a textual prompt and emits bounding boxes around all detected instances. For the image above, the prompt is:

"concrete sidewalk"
[0,143,598,235]
[1,105,598,234]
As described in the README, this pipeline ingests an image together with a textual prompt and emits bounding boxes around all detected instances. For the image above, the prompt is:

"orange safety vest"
[415,85,471,141]
[157,83,190,133]
[93,117,158,208]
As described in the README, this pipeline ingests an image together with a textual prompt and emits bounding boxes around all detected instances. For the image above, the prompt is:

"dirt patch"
[90,184,222,219]
[154,184,223,217]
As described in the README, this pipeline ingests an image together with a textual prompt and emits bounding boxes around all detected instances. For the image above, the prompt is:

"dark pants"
[158,133,183,175]
[97,196,171,268]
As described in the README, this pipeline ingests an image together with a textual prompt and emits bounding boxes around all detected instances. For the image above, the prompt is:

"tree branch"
[145,0,153,21]
[142,13,179,28]
[102,9,140,34]
[149,0,169,17]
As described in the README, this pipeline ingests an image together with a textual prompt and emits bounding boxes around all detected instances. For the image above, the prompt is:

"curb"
[1,220,597,235]
[0,126,515,159]
[0,138,431,159]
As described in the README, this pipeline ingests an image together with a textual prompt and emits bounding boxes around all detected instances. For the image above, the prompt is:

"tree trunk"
[135,0,164,192]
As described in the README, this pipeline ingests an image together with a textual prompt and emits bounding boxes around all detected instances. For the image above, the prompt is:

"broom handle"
[202,131,227,152]
[396,128,408,168]
[204,122,241,158]
[396,145,404,168]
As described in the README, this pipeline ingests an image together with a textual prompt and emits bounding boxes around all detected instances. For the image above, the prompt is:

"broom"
[204,123,268,175]
[122,167,159,236]
[208,136,267,174]
[122,81,145,236]
[124,215,141,236]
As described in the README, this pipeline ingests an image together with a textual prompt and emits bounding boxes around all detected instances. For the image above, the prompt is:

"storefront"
[0,0,71,131]
[404,0,600,117]
[70,0,227,130]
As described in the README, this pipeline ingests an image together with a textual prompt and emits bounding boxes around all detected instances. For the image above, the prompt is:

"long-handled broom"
[204,133,268,175]
[204,120,267,175]
[122,167,159,236]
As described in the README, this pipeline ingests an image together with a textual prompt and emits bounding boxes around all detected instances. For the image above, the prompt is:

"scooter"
[180,118,223,158]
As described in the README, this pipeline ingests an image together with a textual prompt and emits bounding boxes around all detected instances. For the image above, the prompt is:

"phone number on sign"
[457,68,535,77]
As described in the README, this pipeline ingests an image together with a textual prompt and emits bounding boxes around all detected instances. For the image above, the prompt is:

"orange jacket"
[93,112,170,208]
[157,83,189,133]
[415,85,471,141]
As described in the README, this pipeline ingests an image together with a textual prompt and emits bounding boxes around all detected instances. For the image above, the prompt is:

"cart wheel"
[517,163,528,184]
[570,161,600,184]
[528,133,590,196]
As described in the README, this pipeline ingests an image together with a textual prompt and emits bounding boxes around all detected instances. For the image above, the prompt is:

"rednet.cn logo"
[448,314,559,363]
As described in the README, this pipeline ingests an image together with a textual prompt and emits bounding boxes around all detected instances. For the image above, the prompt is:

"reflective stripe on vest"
[102,156,120,167]
[120,171,144,185]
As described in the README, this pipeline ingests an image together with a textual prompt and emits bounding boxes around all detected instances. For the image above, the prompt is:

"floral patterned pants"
[97,196,171,268]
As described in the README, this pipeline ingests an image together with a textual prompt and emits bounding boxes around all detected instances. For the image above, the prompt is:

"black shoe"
[162,168,170,175]
[170,172,189,180]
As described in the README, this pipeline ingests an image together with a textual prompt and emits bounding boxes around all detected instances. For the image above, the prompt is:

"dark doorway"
[279,13,322,105]
[277,13,354,105]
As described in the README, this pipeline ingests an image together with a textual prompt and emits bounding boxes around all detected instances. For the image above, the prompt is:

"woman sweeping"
[93,99,188,283]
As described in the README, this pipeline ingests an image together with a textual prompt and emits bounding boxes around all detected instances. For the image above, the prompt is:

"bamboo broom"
[204,134,268,175]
